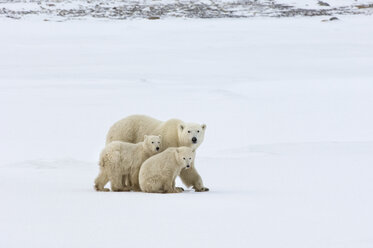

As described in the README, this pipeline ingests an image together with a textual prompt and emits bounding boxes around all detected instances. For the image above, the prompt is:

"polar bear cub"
[139,147,195,193]
[94,135,162,192]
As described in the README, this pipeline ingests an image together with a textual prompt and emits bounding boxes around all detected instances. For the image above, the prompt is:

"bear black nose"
[192,137,197,143]
[186,165,190,168]
[156,147,159,151]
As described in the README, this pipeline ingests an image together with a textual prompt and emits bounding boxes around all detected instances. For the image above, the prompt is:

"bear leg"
[172,180,184,192]
[179,164,209,192]
[110,174,130,192]
[164,182,182,193]
[94,170,110,192]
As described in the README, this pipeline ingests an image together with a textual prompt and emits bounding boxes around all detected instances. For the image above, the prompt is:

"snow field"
[1,16,373,248]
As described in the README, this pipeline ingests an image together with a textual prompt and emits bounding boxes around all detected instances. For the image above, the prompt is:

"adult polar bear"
[106,115,209,192]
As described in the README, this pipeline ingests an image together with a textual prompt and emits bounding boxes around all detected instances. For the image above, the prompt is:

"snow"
[0,2,40,11]
[1,16,373,248]
[275,0,373,9]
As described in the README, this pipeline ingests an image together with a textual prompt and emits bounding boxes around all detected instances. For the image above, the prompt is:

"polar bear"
[139,147,195,193]
[94,135,162,192]
[105,115,208,192]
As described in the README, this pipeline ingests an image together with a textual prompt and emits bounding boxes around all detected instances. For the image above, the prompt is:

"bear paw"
[94,186,110,192]
[175,187,184,192]
[194,186,209,192]
[111,187,130,192]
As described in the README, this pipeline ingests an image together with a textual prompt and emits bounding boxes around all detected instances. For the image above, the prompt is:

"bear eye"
[152,142,154,144]
[183,157,185,160]
[189,157,191,160]
[158,142,160,144]
[188,131,191,133]
[197,130,200,133]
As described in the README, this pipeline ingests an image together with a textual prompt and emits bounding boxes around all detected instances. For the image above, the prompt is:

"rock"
[318,1,330,7]
[321,16,339,22]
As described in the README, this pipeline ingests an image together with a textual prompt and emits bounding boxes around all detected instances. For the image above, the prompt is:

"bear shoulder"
[149,148,177,164]
[157,120,184,147]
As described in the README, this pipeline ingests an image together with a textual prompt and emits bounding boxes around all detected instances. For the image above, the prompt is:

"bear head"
[177,122,206,149]
[174,147,195,169]
[143,135,162,154]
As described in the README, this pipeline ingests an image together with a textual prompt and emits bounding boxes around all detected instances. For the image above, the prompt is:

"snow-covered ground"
[1,16,373,248]
[277,0,373,9]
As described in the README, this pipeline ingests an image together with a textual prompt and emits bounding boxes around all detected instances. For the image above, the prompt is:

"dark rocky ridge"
[0,0,372,20]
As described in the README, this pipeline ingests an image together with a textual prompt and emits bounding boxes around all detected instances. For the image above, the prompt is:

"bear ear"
[144,135,148,140]
[192,149,196,153]
[201,124,207,130]
[179,124,185,131]
[158,135,162,138]
[176,148,180,154]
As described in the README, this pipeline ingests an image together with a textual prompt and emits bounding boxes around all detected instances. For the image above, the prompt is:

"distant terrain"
[1,0,373,20]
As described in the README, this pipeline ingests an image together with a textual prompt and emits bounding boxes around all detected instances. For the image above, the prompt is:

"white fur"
[139,147,195,193]
[94,135,161,192]
[105,115,209,191]
[106,115,206,150]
